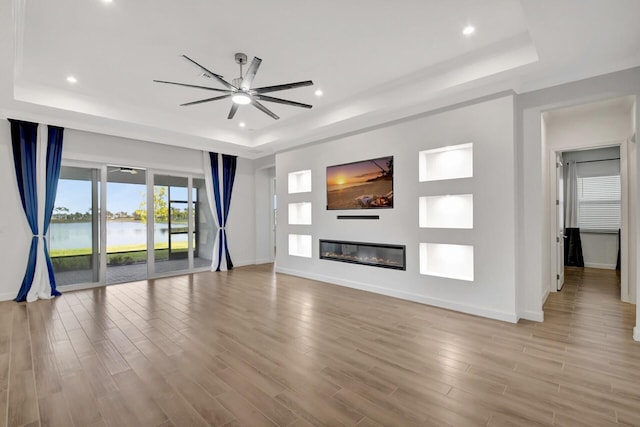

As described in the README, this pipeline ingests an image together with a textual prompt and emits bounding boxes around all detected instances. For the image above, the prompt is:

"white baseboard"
[253,258,275,265]
[634,326,640,342]
[519,310,544,322]
[0,291,15,302]
[224,259,251,268]
[584,262,616,270]
[276,267,518,323]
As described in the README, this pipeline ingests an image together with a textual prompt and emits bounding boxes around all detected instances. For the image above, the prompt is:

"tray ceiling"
[2,0,640,158]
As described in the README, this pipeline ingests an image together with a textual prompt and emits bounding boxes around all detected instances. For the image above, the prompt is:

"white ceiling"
[1,0,640,158]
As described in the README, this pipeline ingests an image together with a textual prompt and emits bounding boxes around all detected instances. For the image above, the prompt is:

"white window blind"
[577,174,621,231]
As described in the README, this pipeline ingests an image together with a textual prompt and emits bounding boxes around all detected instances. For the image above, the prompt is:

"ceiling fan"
[154,53,314,120]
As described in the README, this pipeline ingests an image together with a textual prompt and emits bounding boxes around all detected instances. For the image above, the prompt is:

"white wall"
[62,129,203,173]
[228,158,257,267]
[560,147,622,270]
[276,95,518,322]
[0,124,258,300]
[255,166,275,264]
[517,67,640,335]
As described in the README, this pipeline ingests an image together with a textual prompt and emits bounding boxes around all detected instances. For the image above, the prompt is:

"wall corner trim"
[519,310,544,322]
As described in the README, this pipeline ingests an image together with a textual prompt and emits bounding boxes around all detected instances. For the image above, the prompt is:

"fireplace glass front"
[319,239,406,270]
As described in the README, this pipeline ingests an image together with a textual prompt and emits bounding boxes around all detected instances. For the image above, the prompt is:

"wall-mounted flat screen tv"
[326,156,393,210]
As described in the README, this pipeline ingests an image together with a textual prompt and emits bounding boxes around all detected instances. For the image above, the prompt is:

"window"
[577,174,621,231]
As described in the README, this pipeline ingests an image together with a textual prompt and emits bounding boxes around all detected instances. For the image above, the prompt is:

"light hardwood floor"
[0,265,638,426]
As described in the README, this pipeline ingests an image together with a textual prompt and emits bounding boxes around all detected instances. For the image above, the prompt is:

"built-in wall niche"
[288,170,312,194]
[419,194,473,229]
[419,143,473,182]
[288,234,312,258]
[419,243,474,281]
[288,202,312,225]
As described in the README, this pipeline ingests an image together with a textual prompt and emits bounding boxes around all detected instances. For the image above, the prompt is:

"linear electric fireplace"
[319,239,406,270]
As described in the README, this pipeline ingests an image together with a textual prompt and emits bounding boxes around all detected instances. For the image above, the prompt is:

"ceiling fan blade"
[252,80,314,94]
[180,94,231,106]
[254,94,312,109]
[181,55,237,90]
[228,103,239,119]
[252,99,280,120]
[241,57,262,90]
[153,80,230,93]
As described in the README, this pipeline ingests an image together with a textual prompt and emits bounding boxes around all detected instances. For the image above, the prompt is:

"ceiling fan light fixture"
[155,53,313,120]
[232,92,251,105]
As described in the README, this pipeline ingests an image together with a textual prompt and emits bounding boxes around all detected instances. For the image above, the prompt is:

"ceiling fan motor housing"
[234,52,248,65]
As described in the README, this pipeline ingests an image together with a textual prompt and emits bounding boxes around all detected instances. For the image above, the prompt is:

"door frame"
[555,152,565,291]
[548,138,629,302]
[53,159,108,289]
[146,168,208,279]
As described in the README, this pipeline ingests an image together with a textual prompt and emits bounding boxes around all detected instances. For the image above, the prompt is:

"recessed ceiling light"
[239,122,246,128]
[102,0,113,3]
[462,25,475,36]
[66,76,77,84]
[314,89,323,97]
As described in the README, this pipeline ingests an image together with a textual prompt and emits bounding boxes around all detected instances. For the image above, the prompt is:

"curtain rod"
[570,157,620,164]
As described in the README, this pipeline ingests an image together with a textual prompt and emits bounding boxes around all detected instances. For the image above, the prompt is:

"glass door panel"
[106,166,147,284]
[193,178,212,268]
[154,175,188,273]
[49,166,100,285]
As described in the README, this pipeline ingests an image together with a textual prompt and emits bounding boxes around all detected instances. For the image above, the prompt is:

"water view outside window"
[154,175,189,274]
[106,168,147,284]
[49,166,100,285]
[49,167,212,286]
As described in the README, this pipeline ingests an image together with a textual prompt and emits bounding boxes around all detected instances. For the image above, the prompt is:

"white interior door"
[556,153,565,291]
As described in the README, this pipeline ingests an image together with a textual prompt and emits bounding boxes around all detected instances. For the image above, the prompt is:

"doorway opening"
[559,147,622,290]
[544,96,635,303]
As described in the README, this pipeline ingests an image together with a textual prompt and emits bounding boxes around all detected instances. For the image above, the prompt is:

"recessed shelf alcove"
[419,143,473,182]
[419,243,474,281]
[288,170,312,194]
[288,234,312,258]
[288,202,312,225]
[419,194,473,228]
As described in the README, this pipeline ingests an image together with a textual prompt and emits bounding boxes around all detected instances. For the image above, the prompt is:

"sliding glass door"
[106,166,147,284]
[193,178,212,269]
[50,164,211,287]
[154,175,190,273]
[151,174,212,274]
[49,166,100,285]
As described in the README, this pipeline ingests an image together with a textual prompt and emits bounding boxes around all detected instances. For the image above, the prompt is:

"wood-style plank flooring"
[0,264,638,426]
